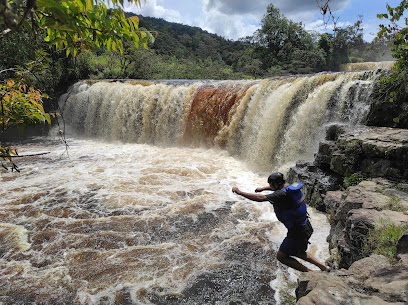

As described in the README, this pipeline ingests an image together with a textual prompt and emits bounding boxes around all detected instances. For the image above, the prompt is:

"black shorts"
[279,220,313,256]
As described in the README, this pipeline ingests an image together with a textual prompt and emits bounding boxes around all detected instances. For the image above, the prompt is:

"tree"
[0,0,155,169]
[377,1,408,78]
[253,4,324,74]
[1,0,156,54]
[376,0,408,124]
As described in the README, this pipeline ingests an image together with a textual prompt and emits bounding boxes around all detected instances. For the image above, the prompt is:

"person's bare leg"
[276,250,313,272]
[294,252,329,271]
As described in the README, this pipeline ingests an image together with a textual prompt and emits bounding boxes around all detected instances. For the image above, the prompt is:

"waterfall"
[61,71,377,172]
[340,61,394,71]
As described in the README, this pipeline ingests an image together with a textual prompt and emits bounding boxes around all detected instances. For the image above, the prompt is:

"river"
[1,70,381,304]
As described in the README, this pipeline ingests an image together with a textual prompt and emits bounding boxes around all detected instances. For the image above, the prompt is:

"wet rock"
[324,190,344,221]
[148,242,277,305]
[366,82,408,129]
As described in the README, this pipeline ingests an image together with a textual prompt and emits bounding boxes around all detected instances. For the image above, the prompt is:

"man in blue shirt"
[232,172,329,272]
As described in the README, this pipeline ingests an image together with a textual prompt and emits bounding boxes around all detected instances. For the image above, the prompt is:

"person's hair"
[267,172,285,186]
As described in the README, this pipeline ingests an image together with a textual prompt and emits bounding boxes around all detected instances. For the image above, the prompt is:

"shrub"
[343,172,365,188]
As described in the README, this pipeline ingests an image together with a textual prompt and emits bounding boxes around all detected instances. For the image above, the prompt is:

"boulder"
[348,255,408,303]
[296,254,408,304]
[346,209,408,250]
[348,255,391,280]
[296,271,405,305]
[330,127,408,180]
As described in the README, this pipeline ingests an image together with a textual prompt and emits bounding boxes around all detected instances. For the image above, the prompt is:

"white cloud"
[198,0,352,40]
[126,0,380,41]
[127,0,182,23]
[204,0,269,15]
[200,0,264,40]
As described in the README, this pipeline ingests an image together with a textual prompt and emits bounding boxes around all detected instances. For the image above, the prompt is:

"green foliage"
[1,0,155,55]
[377,1,408,73]
[137,15,258,78]
[376,1,408,124]
[89,48,250,80]
[361,220,408,263]
[0,79,51,127]
[0,78,52,168]
[253,4,325,74]
[372,69,408,127]
[343,172,365,188]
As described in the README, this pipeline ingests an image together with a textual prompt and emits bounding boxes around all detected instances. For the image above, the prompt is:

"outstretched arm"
[255,186,273,192]
[232,187,269,202]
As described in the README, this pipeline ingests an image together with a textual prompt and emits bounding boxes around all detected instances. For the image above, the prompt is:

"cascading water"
[1,70,379,304]
[61,71,375,172]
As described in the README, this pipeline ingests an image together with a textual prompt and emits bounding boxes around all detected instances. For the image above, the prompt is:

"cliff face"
[289,125,408,304]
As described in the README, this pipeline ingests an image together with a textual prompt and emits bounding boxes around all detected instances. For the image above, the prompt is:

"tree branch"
[0,152,50,158]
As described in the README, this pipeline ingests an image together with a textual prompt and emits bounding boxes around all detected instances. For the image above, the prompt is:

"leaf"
[131,32,140,47]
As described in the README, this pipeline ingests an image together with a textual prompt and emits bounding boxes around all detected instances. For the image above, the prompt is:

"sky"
[126,0,403,42]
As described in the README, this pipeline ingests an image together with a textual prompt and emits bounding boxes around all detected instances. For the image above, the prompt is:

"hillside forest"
[0,3,394,100]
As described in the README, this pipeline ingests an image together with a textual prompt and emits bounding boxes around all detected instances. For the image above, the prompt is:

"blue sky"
[126,0,402,42]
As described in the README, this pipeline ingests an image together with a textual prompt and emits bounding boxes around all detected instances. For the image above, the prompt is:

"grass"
[343,172,365,189]
[386,194,406,212]
[361,219,408,264]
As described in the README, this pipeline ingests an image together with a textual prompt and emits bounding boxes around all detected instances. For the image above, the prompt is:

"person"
[232,172,329,272]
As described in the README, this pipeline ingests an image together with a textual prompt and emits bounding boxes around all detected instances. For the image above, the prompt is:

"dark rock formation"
[397,230,408,255]
[366,80,408,129]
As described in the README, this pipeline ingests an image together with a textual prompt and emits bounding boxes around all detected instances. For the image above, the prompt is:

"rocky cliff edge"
[289,125,408,304]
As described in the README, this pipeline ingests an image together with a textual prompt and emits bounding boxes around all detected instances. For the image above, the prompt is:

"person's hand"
[232,187,241,195]
[255,187,263,193]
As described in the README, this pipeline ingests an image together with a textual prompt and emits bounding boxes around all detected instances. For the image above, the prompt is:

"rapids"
[1,70,382,304]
